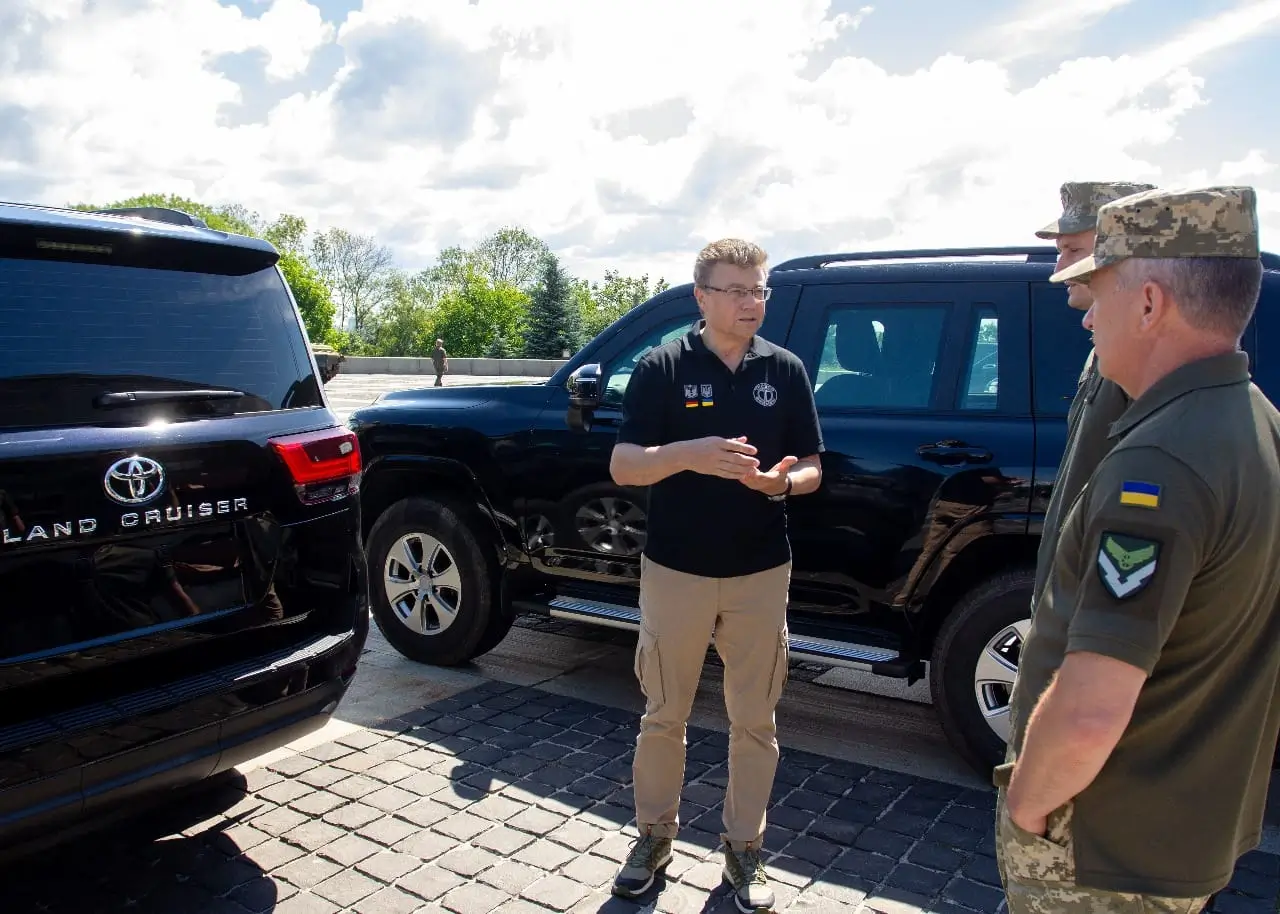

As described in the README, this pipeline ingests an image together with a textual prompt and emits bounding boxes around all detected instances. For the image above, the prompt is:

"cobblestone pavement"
[9,682,1278,914]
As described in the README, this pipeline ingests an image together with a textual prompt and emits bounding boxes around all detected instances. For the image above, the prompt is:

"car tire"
[930,567,1035,777]
[367,496,498,667]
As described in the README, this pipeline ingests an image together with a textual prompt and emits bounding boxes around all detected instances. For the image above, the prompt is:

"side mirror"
[566,363,602,431]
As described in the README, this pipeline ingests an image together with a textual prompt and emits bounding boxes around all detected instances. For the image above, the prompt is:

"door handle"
[917,444,992,465]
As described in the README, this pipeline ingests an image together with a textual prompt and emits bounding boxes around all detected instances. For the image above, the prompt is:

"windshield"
[0,258,323,429]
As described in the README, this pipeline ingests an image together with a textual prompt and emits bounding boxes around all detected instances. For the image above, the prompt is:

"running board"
[543,596,920,678]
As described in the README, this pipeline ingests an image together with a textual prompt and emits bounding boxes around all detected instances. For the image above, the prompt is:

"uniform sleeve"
[785,357,825,457]
[1064,446,1220,675]
[615,353,669,448]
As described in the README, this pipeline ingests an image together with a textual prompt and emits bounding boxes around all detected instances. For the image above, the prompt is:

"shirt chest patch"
[753,381,778,408]
[683,384,715,407]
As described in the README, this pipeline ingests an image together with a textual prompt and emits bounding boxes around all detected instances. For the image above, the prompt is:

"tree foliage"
[64,192,669,359]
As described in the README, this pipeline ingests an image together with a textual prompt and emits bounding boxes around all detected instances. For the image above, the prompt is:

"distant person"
[998,186,1280,913]
[1029,180,1155,618]
[432,338,448,386]
[608,238,824,912]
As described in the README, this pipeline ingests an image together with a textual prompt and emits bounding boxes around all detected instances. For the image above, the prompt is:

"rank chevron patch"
[1096,531,1161,599]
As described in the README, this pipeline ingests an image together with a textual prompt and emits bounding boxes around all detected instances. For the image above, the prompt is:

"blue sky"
[0,0,1276,284]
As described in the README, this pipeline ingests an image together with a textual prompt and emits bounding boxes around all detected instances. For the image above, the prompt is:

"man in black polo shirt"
[608,238,824,912]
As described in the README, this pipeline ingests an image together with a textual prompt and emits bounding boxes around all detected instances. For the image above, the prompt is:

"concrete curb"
[339,357,569,376]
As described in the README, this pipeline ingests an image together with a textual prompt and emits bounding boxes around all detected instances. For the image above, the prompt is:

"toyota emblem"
[104,456,166,505]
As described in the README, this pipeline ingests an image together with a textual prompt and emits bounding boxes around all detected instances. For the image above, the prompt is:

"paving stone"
[521,874,589,910]
[317,832,382,867]
[436,845,503,878]
[885,862,952,896]
[312,868,383,907]
[260,779,315,805]
[290,791,348,816]
[355,850,421,883]
[275,854,345,889]
[863,888,936,914]
[398,798,453,827]
[945,876,1007,913]
[357,815,420,847]
[879,809,936,839]
[514,837,578,871]
[394,829,457,862]
[770,854,823,888]
[832,848,897,882]
[229,874,299,912]
[331,752,382,774]
[480,859,546,895]
[790,889,863,913]
[222,822,273,853]
[336,729,387,750]
[283,819,348,852]
[351,885,428,914]
[962,853,1002,887]
[329,775,383,800]
[507,805,568,836]
[368,759,421,784]
[297,765,351,789]
[829,798,883,825]
[399,864,466,901]
[435,810,493,841]
[273,893,342,914]
[808,815,866,846]
[440,881,511,914]
[365,785,420,813]
[925,822,987,852]
[473,824,537,855]
[547,818,605,852]
[270,754,324,776]
[471,794,527,822]
[322,801,384,830]
[244,837,307,870]
[561,852,619,889]
[857,827,915,858]
[244,768,286,791]
[908,840,968,873]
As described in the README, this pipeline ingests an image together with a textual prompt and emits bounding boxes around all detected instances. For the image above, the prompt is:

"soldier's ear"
[1138,277,1173,330]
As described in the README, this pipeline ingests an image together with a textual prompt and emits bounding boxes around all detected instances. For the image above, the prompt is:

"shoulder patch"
[1118,480,1161,509]
[1096,532,1161,599]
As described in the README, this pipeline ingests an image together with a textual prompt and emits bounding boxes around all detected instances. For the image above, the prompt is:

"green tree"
[578,270,669,339]
[279,251,338,344]
[475,225,551,291]
[363,272,435,357]
[431,266,529,358]
[524,254,584,358]
[70,192,260,236]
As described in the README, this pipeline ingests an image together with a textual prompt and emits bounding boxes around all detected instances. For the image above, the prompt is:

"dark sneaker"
[723,844,774,912]
[611,832,674,898]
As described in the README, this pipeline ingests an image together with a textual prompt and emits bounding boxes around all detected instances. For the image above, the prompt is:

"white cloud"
[1,0,1278,286]
[983,0,1137,61]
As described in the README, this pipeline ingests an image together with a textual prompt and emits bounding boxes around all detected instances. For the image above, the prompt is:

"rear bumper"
[0,616,367,858]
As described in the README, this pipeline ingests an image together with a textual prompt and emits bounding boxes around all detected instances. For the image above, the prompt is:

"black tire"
[930,567,1036,777]
[367,496,499,667]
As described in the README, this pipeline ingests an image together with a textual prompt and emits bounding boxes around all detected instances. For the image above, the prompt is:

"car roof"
[0,200,278,257]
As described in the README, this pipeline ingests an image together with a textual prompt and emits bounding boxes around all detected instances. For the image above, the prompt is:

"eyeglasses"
[700,285,772,302]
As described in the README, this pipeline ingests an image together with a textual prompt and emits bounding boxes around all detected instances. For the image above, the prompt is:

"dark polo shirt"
[1031,348,1131,616]
[616,324,824,579]
[1009,351,1280,897]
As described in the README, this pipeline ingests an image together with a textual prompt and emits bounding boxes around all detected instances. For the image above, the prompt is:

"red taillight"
[269,427,362,505]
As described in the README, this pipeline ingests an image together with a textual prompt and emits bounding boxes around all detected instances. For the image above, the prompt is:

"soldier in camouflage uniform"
[997,186,1280,913]
[1029,180,1155,618]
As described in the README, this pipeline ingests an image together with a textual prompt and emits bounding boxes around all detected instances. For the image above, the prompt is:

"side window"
[959,306,999,410]
[1031,283,1093,416]
[812,304,948,410]
[602,318,695,405]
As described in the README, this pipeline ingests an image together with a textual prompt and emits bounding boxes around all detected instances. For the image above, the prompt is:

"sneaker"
[723,843,774,913]
[611,832,674,898]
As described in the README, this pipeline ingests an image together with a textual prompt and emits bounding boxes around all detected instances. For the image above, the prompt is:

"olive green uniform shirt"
[1009,352,1280,897]
[1031,349,1130,615]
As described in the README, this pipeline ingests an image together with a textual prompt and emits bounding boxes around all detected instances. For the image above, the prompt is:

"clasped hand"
[682,435,796,494]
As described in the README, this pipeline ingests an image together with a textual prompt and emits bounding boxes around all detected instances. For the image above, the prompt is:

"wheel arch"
[913,531,1040,654]
[360,455,516,567]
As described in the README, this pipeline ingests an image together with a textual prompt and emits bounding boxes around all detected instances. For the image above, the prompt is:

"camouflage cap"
[1035,181,1158,239]
[1050,185,1261,284]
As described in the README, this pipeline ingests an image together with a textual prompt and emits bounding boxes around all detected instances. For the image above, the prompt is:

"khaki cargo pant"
[993,763,1211,914]
[631,555,791,849]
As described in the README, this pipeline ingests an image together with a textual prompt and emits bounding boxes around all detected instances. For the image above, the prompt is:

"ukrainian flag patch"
[1119,480,1161,509]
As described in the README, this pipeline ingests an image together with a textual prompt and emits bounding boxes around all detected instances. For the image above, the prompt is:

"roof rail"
[771,247,1060,271]
[93,206,209,229]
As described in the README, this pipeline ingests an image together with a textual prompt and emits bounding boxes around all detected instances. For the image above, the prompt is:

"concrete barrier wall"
[339,356,570,376]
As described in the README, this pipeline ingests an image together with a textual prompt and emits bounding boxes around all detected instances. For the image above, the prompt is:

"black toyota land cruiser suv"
[349,246,1280,776]
[0,203,368,856]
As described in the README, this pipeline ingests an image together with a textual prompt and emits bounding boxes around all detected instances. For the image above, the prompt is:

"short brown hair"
[694,238,768,287]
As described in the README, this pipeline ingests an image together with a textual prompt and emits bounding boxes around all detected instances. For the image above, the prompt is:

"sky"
[0,0,1277,287]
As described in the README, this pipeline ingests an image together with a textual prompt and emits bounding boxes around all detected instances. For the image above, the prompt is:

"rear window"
[0,258,323,430]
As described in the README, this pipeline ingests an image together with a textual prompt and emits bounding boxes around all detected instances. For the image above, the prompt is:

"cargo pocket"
[998,800,1075,886]
[634,624,666,707]
[765,627,790,707]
